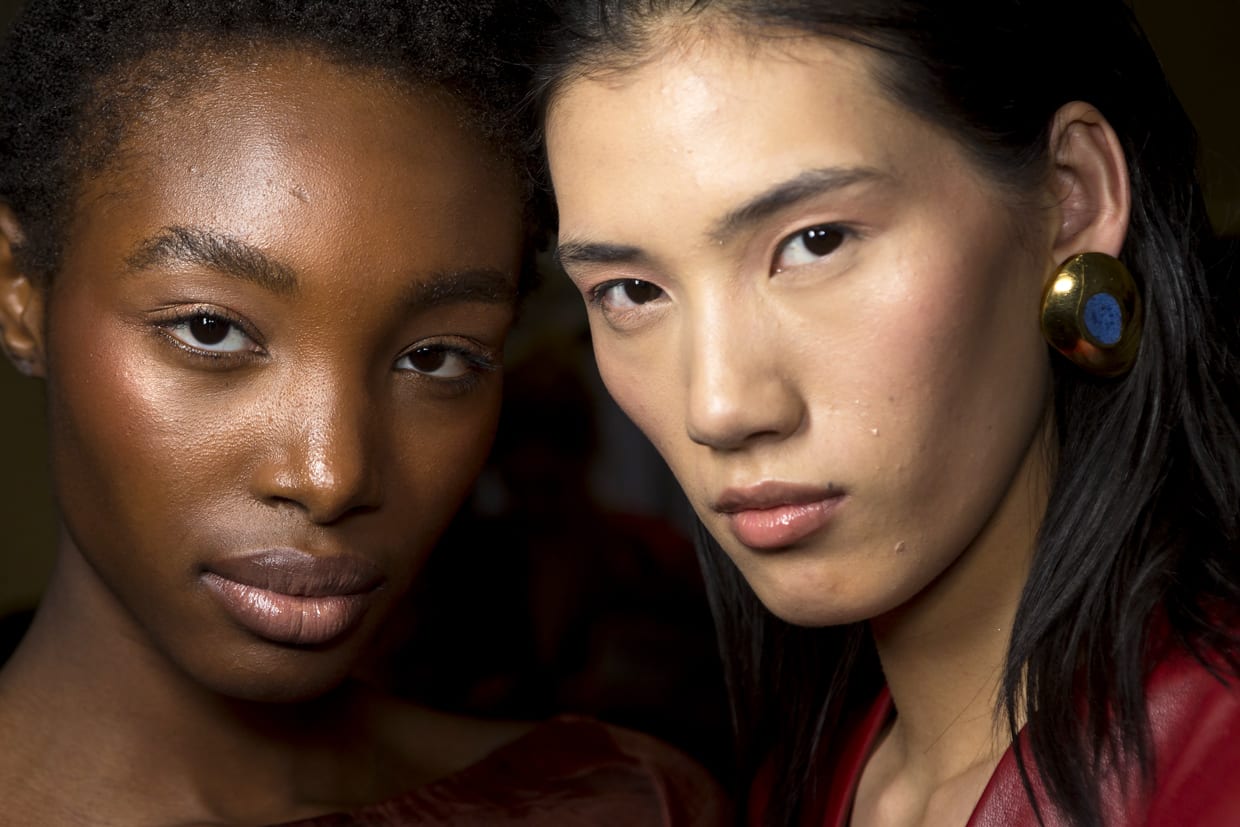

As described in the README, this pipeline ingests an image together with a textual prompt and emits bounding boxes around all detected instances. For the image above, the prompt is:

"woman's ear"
[1047,101,1131,262]
[0,205,47,378]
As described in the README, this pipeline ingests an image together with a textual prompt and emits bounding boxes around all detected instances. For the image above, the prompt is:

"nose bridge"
[683,288,803,450]
[257,365,381,522]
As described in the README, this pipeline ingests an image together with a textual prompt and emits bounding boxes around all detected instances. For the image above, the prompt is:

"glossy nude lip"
[715,482,846,550]
[201,549,384,646]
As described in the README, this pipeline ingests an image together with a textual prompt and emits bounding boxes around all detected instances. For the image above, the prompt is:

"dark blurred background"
[0,0,1237,780]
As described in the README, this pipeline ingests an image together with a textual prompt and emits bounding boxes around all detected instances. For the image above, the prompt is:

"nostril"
[685,371,806,451]
[250,415,381,523]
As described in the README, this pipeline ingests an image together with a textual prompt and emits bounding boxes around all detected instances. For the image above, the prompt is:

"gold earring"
[1040,252,1142,377]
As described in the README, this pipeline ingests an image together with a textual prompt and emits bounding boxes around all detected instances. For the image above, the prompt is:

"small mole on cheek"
[894,541,907,554]
[290,186,309,203]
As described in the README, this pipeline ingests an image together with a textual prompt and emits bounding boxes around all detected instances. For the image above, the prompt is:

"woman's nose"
[683,301,805,451]
[250,375,383,524]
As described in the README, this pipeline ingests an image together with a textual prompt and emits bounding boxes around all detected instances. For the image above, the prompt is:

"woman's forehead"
[60,51,522,299]
[546,31,989,243]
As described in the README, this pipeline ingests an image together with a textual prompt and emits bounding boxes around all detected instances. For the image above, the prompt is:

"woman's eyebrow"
[125,225,299,294]
[707,166,889,245]
[555,166,889,270]
[554,240,652,271]
[404,268,518,309]
[125,227,515,307]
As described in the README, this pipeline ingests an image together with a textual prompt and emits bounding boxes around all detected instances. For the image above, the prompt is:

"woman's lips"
[202,549,383,646]
[715,483,846,550]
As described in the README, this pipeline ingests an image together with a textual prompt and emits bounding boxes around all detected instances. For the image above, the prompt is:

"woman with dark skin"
[0,2,727,824]
[539,1,1240,825]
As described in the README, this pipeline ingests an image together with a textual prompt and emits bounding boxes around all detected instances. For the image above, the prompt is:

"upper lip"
[713,481,845,514]
[204,548,384,597]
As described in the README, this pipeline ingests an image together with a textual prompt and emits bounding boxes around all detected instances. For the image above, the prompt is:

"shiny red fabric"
[753,642,1240,826]
[275,716,731,826]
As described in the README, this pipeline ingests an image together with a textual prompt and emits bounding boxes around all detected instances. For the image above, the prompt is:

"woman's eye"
[597,279,665,310]
[166,315,251,353]
[398,346,473,379]
[773,225,848,272]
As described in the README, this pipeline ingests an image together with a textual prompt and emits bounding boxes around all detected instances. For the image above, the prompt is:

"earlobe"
[0,204,47,378]
[1048,101,1131,261]
[1040,105,1141,377]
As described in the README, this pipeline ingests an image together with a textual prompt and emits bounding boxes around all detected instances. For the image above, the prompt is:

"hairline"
[25,36,521,286]
[542,9,1055,252]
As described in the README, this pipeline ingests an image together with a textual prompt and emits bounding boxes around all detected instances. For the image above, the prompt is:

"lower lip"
[725,497,844,550]
[202,573,372,646]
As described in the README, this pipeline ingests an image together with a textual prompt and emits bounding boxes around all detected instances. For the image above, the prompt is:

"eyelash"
[153,308,499,392]
[580,222,857,323]
[155,306,261,363]
[586,278,660,305]
[396,341,501,395]
[584,278,668,329]
[771,223,856,273]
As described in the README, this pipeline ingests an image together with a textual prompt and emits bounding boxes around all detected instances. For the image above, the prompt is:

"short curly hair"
[0,0,546,283]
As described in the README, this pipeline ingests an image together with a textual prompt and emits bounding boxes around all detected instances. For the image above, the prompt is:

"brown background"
[1,0,1239,615]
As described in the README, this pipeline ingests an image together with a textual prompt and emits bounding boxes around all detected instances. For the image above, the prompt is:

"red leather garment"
[753,642,1240,826]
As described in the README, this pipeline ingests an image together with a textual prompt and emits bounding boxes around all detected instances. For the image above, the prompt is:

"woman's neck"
[855,423,1051,826]
[0,545,405,826]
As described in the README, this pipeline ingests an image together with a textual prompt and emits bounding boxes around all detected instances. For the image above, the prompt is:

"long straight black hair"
[535,2,1240,824]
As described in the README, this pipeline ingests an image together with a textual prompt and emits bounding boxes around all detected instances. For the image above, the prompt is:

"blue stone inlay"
[1084,293,1123,345]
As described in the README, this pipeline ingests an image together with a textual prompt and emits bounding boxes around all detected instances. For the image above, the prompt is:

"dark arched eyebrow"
[555,166,888,270]
[406,268,517,309]
[554,240,652,270]
[707,166,888,245]
[126,225,298,294]
[125,225,517,308]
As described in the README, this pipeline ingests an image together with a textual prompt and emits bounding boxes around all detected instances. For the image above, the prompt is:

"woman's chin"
[746,578,889,629]
[175,641,365,705]
[739,555,928,629]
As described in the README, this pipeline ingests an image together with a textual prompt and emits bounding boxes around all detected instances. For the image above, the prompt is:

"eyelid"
[583,278,656,310]
[153,304,264,359]
[154,304,256,335]
[771,222,860,274]
[586,278,624,305]
[395,338,501,374]
[578,278,670,336]
[394,339,502,398]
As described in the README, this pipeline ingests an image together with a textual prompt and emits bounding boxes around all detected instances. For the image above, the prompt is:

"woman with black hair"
[0,1,727,824]
[539,1,1240,824]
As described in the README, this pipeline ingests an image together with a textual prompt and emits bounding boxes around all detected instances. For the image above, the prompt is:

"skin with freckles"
[0,48,529,825]
[546,26,1131,827]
